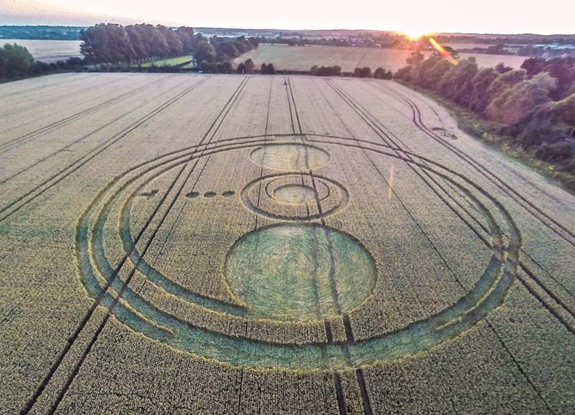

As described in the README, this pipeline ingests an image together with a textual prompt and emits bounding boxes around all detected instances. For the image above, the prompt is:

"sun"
[399,28,431,40]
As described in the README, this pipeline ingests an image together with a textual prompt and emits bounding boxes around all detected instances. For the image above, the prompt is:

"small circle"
[225,224,377,321]
[204,191,217,198]
[273,184,316,205]
[250,144,330,171]
[222,191,235,197]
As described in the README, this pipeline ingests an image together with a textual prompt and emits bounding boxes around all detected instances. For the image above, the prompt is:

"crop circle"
[241,173,349,221]
[77,136,520,370]
[250,143,330,171]
[225,224,377,321]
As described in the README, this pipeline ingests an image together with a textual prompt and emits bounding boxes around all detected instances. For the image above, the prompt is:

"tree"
[486,76,551,125]
[406,50,424,65]
[163,27,184,57]
[551,93,575,126]
[310,65,319,75]
[126,26,149,60]
[373,67,385,79]
[216,42,239,61]
[0,43,34,79]
[394,65,412,81]
[220,61,232,73]
[176,27,197,54]
[244,58,254,74]
[266,63,275,74]
[80,24,135,63]
[195,42,216,64]
[495,62,513,74]
[438,58,479,107]
[469,67,499,113]
[521,57,546,77]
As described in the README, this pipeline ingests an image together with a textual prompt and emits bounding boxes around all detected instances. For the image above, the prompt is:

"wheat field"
[1,73,574,414]
[232,45,529,72]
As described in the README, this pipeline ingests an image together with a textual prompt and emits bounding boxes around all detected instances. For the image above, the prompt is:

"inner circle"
[242,173,349,221]
[224,224,377,321]
[273,184,317,205]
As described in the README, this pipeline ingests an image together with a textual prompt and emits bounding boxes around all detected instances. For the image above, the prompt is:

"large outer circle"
[76,137,520,370]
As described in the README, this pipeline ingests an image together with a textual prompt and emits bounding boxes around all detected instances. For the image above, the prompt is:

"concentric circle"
[241,173,349,221]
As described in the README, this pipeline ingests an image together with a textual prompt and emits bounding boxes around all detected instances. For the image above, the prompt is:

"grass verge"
[139,55,193,68]
[395,80,575,194]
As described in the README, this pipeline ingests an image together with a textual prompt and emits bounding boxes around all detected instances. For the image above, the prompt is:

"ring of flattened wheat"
[76,137,520,370]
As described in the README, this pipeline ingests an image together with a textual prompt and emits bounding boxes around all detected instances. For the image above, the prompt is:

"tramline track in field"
[0,75,174,154]
[0,76,198,187]
[371,83,575,315]
[378,82,575,248]
[0,77,211,224]
[0,74,129,124]
[319,78,560,413]
[286,77,374,415]
[19,77,251,415]
[326,79,575,334]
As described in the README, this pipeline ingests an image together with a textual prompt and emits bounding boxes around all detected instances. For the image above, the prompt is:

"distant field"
[0,39,82,63]
[233,44,528,72]
[1,73,575,414]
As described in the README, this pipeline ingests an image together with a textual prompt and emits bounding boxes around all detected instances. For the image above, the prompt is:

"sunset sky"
[1,0,573,35]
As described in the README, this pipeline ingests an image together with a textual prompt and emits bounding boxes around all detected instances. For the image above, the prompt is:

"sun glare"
[399,29,430,40]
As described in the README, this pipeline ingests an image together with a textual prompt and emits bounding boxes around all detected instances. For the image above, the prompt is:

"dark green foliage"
[394,65,412,81]
[373,67,393,79]
[195,42,217,64]
[406,51,424,65]
[198,35,258,66]
[80,24,135,63]
[354,67,371,78]
[396,54,575,180]
[0,43,34,79]
[536,141,575,162]
[244,58,255,74]
[438,58,479,106]
[521,57,547,77]
[495,62,513,74]
[80,23,201,64]
[260,63,275,74]
[78,23,258,67]
[310,65,342,76]
[469,68,499,113]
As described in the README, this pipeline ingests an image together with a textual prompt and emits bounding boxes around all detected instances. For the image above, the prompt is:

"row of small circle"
[186,191,235,199]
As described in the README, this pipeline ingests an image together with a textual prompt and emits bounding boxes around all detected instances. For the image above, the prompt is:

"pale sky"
[1,0,574,35]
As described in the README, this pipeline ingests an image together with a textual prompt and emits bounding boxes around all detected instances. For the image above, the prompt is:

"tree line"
[80,24,198,64]
[395,54,575,187]
[0,42,91,82]
[308,65,392,78]
[79,24,259,65]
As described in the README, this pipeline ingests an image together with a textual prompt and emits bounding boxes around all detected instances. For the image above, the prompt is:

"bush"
[535,141,575,162]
